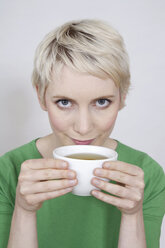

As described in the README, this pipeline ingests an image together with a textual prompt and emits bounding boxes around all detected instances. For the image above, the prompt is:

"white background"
[0,0,164,246]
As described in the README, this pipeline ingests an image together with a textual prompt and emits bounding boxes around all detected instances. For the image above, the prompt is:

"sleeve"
[0,191,13,248]
[142,156,165,248]
[0,156,15,248]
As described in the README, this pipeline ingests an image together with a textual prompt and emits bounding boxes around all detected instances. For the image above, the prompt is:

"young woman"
[0,19,164,248]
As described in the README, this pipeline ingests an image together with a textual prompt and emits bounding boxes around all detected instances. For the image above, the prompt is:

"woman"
[0,19,164,248]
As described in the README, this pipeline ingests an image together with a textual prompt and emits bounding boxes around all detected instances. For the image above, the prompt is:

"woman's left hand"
[91,161,145,215]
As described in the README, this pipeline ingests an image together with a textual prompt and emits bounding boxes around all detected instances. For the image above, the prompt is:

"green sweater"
[0,139,164,248]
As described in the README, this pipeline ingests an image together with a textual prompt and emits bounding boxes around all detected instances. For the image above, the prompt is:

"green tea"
[66,153,108,160]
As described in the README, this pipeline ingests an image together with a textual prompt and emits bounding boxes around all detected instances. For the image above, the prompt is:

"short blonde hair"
[32,19,130,106]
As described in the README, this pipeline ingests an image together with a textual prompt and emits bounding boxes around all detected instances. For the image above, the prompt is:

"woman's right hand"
[15,159,78,212]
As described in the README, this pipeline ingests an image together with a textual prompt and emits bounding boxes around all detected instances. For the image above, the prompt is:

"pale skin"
[7,66,146,248]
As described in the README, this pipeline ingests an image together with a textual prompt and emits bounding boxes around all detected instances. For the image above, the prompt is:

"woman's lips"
[71,138,95,145]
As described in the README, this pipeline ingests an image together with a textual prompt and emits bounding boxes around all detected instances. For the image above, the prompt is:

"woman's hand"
[91,161,145,215]
[16,159,78,213]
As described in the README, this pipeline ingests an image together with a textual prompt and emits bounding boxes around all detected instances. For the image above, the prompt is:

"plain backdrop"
[0,0,165,246]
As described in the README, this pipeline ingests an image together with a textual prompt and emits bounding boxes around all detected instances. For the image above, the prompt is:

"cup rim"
[53,145,118,162]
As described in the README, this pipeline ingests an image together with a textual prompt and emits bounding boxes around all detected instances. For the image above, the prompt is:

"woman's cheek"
[102,111,119,131]
[48,111,69,131]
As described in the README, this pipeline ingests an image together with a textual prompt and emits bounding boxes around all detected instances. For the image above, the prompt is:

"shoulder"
[116,140,165,203]
[116,141,147,162]
[0,139,41,175]
[116,140,164,172]
[116,140,165,187]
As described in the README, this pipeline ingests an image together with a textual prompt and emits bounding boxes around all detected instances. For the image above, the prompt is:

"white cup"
[53,145,118,196]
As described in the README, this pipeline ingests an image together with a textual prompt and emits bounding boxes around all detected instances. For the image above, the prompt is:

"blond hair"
[32,19,130,106]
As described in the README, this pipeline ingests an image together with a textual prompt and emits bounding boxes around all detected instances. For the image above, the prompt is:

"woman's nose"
[73,108,94,135]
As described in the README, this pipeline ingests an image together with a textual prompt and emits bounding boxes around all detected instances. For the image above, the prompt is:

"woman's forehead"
[49,66,118,94]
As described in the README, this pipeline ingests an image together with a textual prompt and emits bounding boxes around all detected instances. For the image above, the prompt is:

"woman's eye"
[55,99,72,108]
[96,99,111,108]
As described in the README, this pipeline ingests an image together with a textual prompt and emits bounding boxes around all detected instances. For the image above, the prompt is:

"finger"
[91,190,136,210]
[91,178,142,201]
[21,159,69,171]
[20,179,78,195]
[93,168,144,188]
[24,187,73,205]
[19,169,77,182]
[103,161,144,178]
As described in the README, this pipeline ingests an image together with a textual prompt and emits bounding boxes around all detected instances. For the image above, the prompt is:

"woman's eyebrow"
[52,95,74,101]
[52,95,116,100]
[92,95,116,100]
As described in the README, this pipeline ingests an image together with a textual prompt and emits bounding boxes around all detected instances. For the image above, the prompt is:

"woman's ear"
[36,85,47,111]
[119,94,126,110]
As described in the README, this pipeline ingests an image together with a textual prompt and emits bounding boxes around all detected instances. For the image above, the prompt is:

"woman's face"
[41,66,121,147]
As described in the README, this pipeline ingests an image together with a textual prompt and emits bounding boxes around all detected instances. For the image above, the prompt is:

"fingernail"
[93,178,100,186]
[103,162,110,168]
[61,162,68,168]
[65,187,73,192]
[92,190,99,197]
[94,169,103,176]
[69,179,77,185]
[68,171,75,179]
